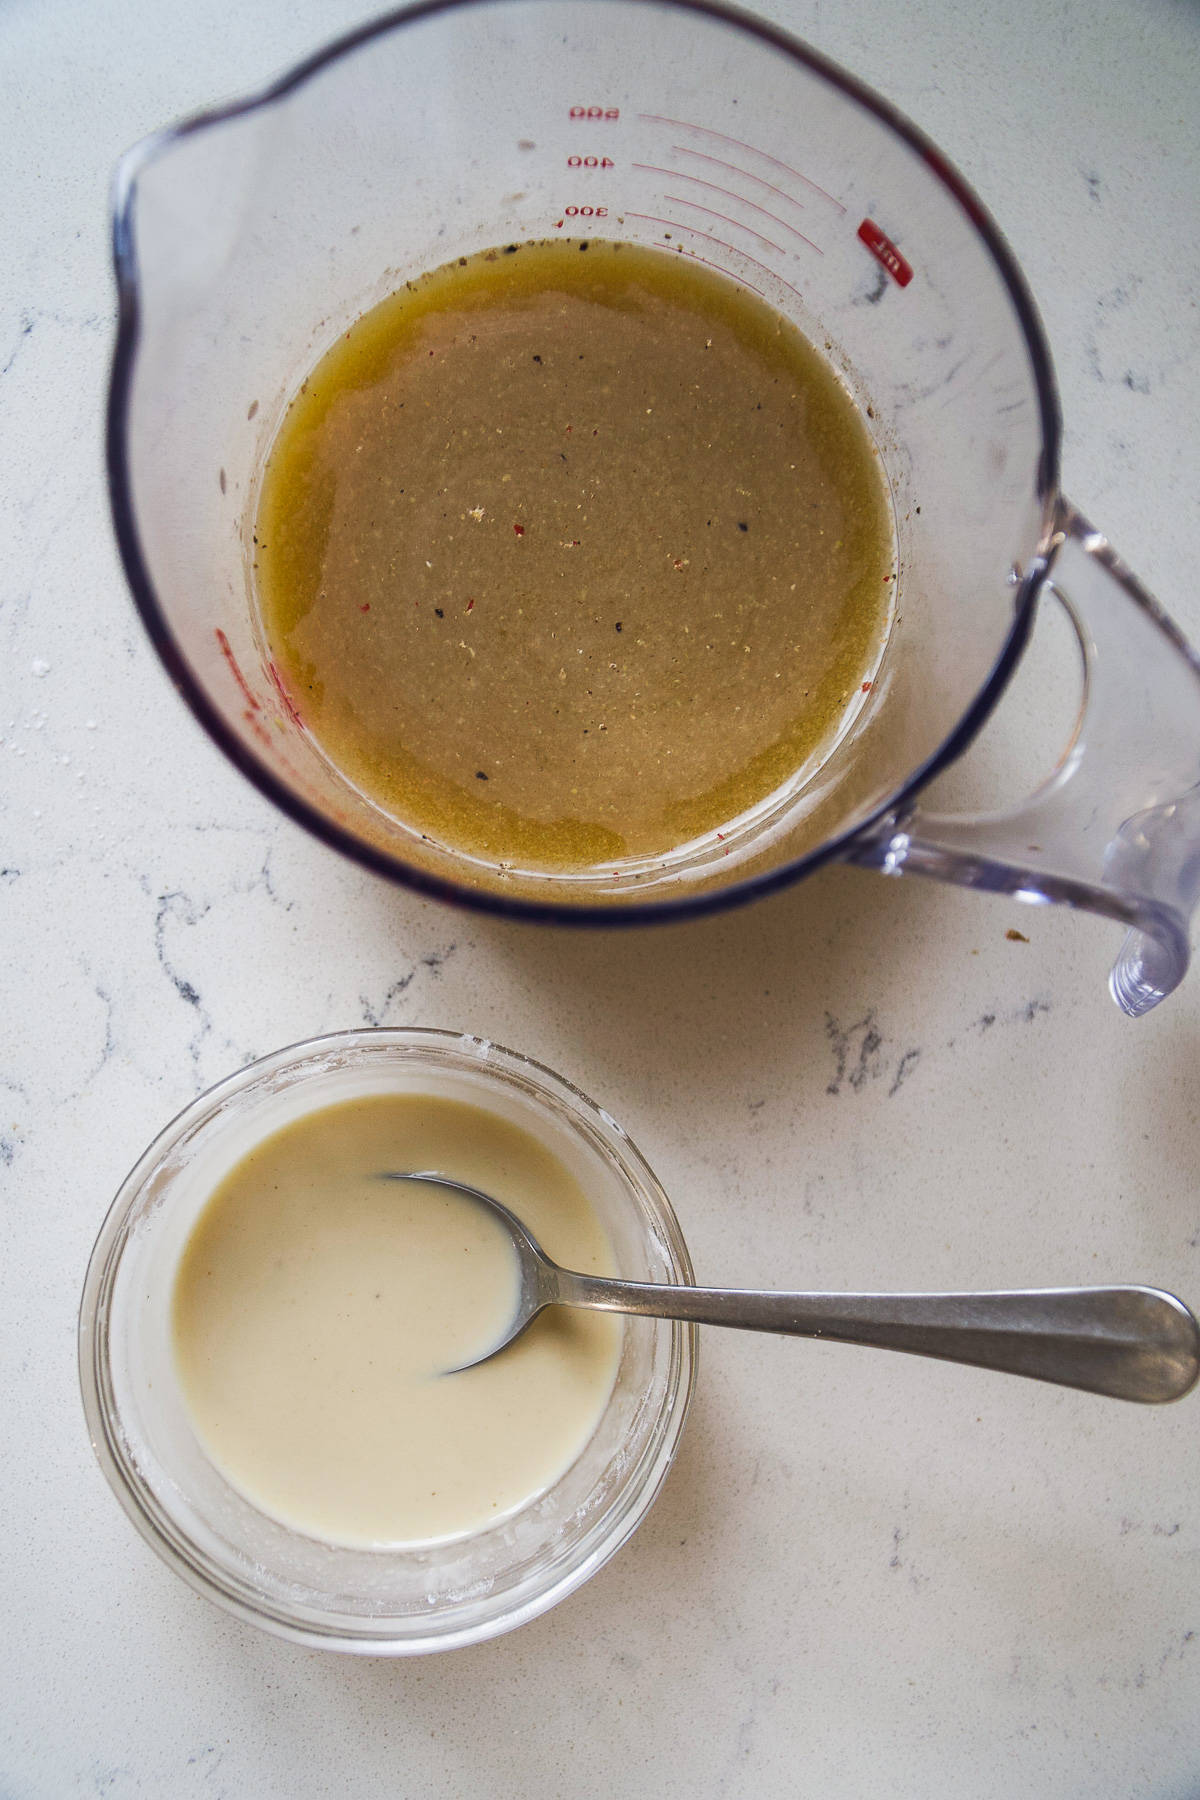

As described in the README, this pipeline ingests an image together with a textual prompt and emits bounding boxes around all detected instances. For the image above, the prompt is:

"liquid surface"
[172,1094,620,1547]
[256,240,893,868]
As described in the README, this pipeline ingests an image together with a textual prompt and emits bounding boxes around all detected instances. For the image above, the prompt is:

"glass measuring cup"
[107,0,1200,1014]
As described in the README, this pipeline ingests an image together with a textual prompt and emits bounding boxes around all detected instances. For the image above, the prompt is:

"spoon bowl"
[383,1171,1200,1403]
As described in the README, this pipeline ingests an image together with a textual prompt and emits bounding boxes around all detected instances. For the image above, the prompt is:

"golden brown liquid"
[255,241,892,869]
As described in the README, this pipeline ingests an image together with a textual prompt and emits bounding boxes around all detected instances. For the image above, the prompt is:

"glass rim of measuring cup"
[106,0,1061,927]
[78,1027,698,1653]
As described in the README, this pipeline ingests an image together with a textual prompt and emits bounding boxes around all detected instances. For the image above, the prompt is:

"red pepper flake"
[466,597,475,612]
[513,524,525,536]
[360,603,371,613]
[564,425,573,435]
[862,680,873,693]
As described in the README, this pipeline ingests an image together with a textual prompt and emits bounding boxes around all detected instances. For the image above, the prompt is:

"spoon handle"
[553,1276,1200,1403]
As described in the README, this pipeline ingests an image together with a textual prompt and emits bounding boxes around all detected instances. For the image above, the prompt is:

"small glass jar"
[79,1028,696,1653]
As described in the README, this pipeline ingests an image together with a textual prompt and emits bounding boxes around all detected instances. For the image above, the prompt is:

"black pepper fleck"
[476,770,489,780]
[737,521,749,532]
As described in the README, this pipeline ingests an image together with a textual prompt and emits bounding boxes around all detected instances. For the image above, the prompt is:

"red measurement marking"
[243,707,274,751]
[638,114,846,212]
[634,164,823,252]
[857,219,912,287]
[671,146,811,216]
[624,214,807,302]
[214,628,261,710]
[677,251,767,298]
[266,659,304,728]
[663,194,784,254]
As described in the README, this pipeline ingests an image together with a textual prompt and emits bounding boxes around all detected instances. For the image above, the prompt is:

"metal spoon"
[381,1172,1200,1402]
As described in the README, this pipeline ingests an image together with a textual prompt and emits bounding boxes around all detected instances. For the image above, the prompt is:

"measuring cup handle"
[848,500,1200,1015]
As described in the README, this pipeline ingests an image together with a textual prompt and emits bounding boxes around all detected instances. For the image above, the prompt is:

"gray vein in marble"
[0,1073,30,1171]
[1096,1632,1196,1694]
[824,994,1052,1098]
[887,1503,930,1592]
[853,263,888,307]
[153,890,213,1084]
[358,944,457,1026]
[824,1008,919,1098]
[359,972,415,1028]
[0,313,34,379]
[1082,276,1195,398]
[84,982,117,1087]
[184,1745,225,1781]
[82,1760,133,1797]
[232,846,292,912]
[889,1047,921,1097]
[823,1009,885,1096]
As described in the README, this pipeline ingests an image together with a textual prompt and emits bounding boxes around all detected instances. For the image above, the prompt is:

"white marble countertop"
[3,0,1199,1793]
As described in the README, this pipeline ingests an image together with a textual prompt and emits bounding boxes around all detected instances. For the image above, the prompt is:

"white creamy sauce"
[172,1092,620,1547]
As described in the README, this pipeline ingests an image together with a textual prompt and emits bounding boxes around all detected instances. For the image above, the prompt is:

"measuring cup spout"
[849,501,1200,1016]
